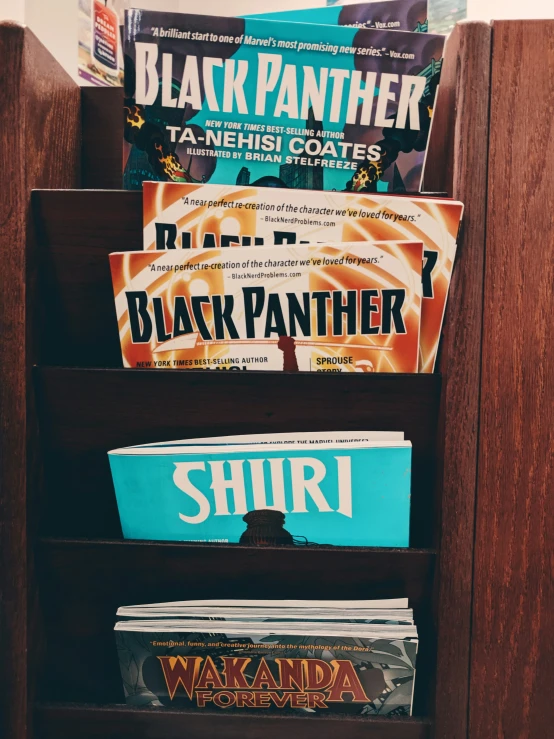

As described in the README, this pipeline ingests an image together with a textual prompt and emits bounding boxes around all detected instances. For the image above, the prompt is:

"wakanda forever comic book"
[114,618,418,715]
[123,9,445,192]
[108,438,412,545]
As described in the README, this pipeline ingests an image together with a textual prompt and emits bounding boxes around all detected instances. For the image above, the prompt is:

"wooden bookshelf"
[37,540,436,706]
[2,18,552,739]
[35,703,433,739]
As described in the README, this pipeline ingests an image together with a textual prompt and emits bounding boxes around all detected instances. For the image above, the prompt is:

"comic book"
[109,241,423,373]
[110,241,423,372]
[247,0,428,33]
[108,438,412,545]
[123,9,445,192]
[142,182,462,371]
[115,616,418,715]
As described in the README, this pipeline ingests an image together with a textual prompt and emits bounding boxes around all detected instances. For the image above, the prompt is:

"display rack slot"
[35,368,441,544]
[37,539,436,709]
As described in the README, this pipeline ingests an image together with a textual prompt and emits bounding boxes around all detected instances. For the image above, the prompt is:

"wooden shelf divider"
[431,21,492,739]
[35,703,433,739]
[0,22,81,739]
[36,538,437,706]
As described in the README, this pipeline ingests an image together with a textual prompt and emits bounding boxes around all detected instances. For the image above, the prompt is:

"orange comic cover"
[109,242,423,374]
[143,182,463,372]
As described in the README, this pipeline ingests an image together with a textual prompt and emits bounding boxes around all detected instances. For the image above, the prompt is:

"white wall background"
[467,0,554,21]
[25,0,78,79]
[0,0,553,79]
[0,0,24,22]
[0,0,78,78]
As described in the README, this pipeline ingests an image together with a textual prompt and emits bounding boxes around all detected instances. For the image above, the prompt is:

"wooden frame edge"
[433,20,492,739]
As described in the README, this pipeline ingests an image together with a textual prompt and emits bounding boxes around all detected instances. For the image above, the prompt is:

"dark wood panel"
[470,20,554,739]
[81,87,124,189]
[0,23,81,739]
[36,539,435,709]
[4,21,504,739]
[35,703,432,739]
[35,368,441,546]
[33,190,142,367]
[431,22,492,739]
[421,30,455,194]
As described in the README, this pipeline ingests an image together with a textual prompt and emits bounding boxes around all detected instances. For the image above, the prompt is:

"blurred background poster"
[427,0,467,33]
[78,0,124,86]
[326,0,466,33]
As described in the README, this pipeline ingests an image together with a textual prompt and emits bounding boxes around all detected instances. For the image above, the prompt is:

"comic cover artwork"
[142,183,463,372]
[108,439,412,545]
[116,629,417,715]
[123,10,445,193]
[109,242,423,374]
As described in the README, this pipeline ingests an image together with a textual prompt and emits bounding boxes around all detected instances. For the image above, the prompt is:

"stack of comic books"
[108,431,412,546]
[115,597,418,716]
[123,3,444,193]
[110,184,463,373]
[112,5,463,374]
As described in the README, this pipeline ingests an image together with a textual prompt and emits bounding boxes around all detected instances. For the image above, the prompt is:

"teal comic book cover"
[123,10,444,192]
[109,440,411,545]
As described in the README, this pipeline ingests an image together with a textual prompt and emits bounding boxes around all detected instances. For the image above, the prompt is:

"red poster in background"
[92,0,118,71]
